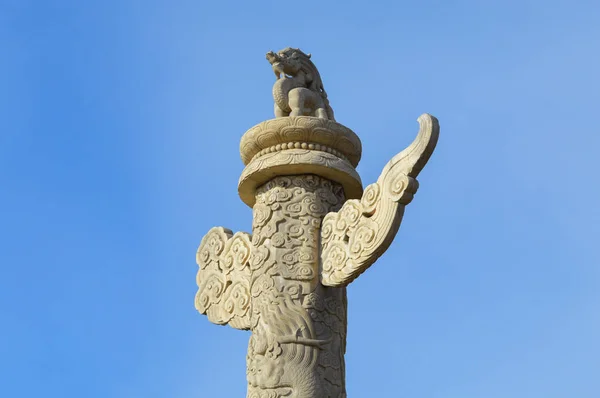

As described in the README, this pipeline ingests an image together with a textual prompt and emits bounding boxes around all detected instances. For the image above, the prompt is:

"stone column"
[194,48,439,398]
[238,117,362,398]
[246,175,346,397]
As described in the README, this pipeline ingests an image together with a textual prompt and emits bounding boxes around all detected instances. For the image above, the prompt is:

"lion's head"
[266,47,333,120]
[266,47,310,80]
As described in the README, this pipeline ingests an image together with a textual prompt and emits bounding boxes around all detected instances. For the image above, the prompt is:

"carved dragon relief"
[194,47,439,397]
[197,176,349,397]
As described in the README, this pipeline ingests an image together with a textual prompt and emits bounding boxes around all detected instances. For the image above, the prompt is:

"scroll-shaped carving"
[195,227,253,330]
[320,114,439,287]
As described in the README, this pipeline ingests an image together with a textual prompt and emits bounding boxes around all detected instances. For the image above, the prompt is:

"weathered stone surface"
[239,116,361,167]
[321,114,439,287]
[266,47,335,120]
[238,117,363,208]
[194,48,439,397]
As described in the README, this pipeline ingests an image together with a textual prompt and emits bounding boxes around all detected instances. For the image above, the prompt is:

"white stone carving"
[266,48,335,120]
[321,114,439,287]
[194,48,439,397]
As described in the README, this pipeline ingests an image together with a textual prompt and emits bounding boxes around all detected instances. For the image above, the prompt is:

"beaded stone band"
[252,141,349,163]
[240,116,362,167]
[238,117,364,207]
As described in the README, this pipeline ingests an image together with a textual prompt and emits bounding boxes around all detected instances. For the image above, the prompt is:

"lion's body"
[266,48,335,120]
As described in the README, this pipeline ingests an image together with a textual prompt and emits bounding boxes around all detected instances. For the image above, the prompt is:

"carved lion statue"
[266,47,335,121]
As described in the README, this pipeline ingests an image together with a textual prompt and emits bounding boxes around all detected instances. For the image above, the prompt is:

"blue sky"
[2,0,599,396]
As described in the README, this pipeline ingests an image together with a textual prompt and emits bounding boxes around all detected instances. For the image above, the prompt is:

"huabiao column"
[194,47,439,398]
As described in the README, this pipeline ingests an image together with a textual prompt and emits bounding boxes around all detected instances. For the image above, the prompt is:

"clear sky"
[2,0,599,397]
